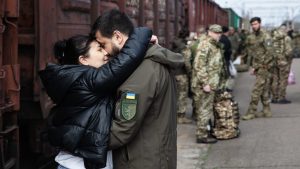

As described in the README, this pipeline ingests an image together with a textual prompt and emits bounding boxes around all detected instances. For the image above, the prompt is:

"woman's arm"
[87,27,152,94]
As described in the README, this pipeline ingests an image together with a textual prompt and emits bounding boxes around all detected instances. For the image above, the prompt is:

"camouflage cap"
[209,24,222,33]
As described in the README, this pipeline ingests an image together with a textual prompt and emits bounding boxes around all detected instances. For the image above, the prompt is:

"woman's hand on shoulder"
[150,35,158,44]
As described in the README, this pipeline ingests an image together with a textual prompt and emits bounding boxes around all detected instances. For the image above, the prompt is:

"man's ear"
[78,55,89,65]
[113,30,124,45]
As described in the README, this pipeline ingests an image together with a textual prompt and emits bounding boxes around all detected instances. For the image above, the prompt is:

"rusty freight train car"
[0,0,230,168]
[2,0,188,168]
[185,0,229,32]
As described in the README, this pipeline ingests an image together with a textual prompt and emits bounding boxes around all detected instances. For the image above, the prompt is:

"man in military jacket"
[242,17,274,120]
[271,25,293,104]
[191,24,225,143]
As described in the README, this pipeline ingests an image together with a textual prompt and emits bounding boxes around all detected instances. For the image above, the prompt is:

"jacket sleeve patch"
[121,92,138,121]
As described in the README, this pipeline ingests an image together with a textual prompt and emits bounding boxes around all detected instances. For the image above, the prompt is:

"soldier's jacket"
[188,34,208,66]
[245,29,274,70]
[191,35,224,90]
[181,47,192,75]
[285,36,293,62]
[228,32,241,52]
[183,35,205,75]
[292,33,300,49]
[272,29,293,66]
[109,44,183,169]
[172,37,192,76]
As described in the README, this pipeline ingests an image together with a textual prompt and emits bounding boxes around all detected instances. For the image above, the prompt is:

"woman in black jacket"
[39,27,152,169]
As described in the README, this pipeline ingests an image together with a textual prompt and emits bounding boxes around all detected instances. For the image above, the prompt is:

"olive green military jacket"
[109,44,184,169]
[245,29,274,71]
[272,29,293,66]
[191,35,224,91]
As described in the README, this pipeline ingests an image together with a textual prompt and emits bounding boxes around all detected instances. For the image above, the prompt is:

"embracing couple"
[39,9,183,169]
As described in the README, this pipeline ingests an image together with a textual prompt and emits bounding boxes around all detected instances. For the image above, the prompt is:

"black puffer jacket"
[39,28,152,169]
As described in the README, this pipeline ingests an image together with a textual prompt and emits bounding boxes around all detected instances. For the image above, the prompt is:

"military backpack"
[212,90,240,140]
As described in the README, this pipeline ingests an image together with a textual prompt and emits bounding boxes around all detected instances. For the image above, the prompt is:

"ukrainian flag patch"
[121,91,138,121]
[126,92,136,100]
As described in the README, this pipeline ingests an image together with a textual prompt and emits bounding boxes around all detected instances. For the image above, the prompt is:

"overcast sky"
[214,0,300,27]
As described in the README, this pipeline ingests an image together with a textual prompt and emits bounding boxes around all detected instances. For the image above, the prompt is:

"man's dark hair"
[281,23,287,27]
[178,27,190,39]
[250,17,261,24]
[91,9,134,38]
[222,26,229,33]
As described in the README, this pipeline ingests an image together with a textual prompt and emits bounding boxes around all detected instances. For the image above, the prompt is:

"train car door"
[36,0,93,118]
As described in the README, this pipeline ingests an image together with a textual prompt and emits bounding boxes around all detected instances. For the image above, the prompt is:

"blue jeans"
[57,165,68,169]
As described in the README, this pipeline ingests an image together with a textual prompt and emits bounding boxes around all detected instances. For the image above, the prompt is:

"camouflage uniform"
[242,30,274,120]
[212,91,240,139]
[186,34,205,120]
[228,32,241,59]
[271,29,293,102]
[191,33,225,138]
[286,36,293,78]
[172,37,192,123]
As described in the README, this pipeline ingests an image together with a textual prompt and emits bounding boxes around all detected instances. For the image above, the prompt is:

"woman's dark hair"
[54,35,93,65]
[91,9,134,38]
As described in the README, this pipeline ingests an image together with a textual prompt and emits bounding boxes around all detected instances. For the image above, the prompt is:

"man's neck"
[254,28,261,36]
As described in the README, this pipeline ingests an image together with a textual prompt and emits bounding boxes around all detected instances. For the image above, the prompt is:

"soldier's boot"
[255,111,264,118]
[262,106,272,118]
[177,113,192,124]
[241,110,256,120]
[196,136,218,144]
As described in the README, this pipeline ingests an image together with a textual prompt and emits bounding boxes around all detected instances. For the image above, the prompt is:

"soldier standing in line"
[271,25,293,104]
[228,27,241,60]
[172,28,193,124]
[187,26,208,120]
[242,17,274,120]
[292,31,300,58]
[220,26,234,91]
[191,24,224,144]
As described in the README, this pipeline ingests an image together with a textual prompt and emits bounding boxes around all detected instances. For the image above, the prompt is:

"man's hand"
[150,35,158,44]
[203,84,211,93]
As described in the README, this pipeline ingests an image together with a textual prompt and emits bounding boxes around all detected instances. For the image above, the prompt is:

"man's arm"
[88,28,152,94]
[193,42,210,88]
[109,60,157,150]
[285,36,293,60]
[263,32,275,68]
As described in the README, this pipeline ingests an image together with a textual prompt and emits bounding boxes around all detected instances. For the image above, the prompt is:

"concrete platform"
[177,59,300,169]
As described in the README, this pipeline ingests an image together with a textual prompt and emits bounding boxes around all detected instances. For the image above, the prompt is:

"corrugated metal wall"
[186,0,229,32]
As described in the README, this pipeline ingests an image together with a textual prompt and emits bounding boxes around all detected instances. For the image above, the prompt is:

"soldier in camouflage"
[172,28,193,124]
[292,31,300,58]
[271,25,293,104]
[186,28,207,120]
[191,24,224,144]
[242,17,274,120]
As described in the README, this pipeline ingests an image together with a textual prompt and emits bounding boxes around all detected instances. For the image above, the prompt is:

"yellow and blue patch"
[126,92,136,100]
[121,91,138,121]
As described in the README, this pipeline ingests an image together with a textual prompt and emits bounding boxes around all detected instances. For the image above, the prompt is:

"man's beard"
[253,27,261,36]
[110,44,121,57]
